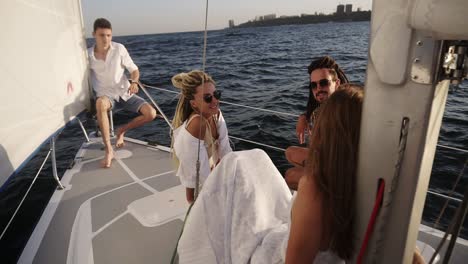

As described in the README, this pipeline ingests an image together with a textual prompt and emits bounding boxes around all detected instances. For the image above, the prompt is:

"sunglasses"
[309,79,331,90]
[203,90,222,103]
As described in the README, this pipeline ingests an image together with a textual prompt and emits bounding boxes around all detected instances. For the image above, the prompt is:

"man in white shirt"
[88,18,156,168]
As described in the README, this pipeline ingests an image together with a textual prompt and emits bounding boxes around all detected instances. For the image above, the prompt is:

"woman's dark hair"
[305,56,349,120]
[93,18,112,32]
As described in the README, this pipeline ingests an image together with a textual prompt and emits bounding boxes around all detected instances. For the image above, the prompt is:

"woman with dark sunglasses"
[171,70,232,203]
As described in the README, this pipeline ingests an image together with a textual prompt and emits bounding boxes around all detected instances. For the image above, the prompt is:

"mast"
[356,0,468,262]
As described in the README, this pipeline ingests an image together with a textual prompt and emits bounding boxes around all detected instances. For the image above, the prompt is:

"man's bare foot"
[116,128,126,148]
[101,151,114,168]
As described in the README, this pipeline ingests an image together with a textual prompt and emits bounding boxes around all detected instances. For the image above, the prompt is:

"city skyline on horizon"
[82,0,372,37]
[241,3,369,25]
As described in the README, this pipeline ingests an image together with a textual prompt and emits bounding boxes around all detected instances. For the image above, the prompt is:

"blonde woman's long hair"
[171,70,215,129]
[171,70,215,165]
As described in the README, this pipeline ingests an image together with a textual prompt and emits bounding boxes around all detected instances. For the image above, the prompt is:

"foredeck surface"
[18,137,468,264]
[20,137,187,264]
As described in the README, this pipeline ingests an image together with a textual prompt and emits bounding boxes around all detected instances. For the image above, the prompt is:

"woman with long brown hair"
[286,84,363,262]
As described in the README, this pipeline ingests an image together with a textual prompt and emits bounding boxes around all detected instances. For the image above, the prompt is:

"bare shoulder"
[186,115,207,140]
[298,175,317,192]
[297,175,321,209]
[286,175,322,263]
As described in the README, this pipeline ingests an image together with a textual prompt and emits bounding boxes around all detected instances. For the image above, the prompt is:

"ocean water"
[1,21,467,262]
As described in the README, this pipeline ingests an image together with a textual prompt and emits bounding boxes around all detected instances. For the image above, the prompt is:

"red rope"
[357,179,386,263]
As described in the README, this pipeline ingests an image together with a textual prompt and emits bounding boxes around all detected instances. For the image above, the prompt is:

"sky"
[82,0,373,36]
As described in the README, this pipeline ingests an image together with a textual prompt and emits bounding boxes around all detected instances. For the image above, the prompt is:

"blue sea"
[1,21,467,262]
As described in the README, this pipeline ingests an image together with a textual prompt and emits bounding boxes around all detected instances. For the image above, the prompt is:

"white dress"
[173,111,232,189]
[177,149,344,264]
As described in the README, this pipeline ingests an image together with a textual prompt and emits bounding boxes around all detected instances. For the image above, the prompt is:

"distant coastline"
[233,11,371,29]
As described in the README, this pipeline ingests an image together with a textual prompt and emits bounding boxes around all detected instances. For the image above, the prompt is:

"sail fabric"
[0,0,90,187]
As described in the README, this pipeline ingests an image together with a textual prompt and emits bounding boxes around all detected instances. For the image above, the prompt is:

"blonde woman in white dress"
[171,70,232,203]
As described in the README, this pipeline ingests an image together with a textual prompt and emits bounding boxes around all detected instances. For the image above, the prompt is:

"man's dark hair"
[305,56,349,120]
[93,18,112,32]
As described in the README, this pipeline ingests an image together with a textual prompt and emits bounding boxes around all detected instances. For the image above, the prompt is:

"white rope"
[437,144,468,154]
[427,190,463,203]
[0,150,52,240]
[142,84,300,118]
[142,84,468,157]
[138,83,174,130]
[194,0,210,200]
[221,101,299,117]
[144,85,179,94]
[229,136,286,152]
[202,0,208,72]
[141,84,468,156]
[432,158,467,231]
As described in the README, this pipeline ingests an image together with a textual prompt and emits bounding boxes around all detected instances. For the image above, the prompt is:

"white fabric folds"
[177,149,344,264]
[178,149,292,264]
[173,111,232,188]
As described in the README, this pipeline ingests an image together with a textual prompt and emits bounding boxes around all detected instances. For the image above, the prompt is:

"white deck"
[20,137,187,264]
[17,136,468,263]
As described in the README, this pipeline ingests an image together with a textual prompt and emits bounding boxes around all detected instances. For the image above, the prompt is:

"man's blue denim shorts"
[110,94,148,114]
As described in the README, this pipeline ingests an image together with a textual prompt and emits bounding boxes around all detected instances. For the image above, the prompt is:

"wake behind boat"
[1,0,468,263]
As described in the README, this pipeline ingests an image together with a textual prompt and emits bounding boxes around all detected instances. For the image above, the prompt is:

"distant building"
[228,19,235,28]
[345,4,353,14]
[357,7,362,12]
[337,4,345,15]
[263,14,276,20]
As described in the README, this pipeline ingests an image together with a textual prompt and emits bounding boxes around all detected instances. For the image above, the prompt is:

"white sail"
[0,0,90,187]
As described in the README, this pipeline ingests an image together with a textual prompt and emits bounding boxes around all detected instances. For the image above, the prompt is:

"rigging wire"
[0,150,52,240]
[142,83,468,159]
[194,0,210,201]
[169,2,210,262]
[142,83,300,118]
[427,157,468,263]
[433,158,468,229]
[229,136,286,152]
[442,184,468,263]
[0,127,66,241]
